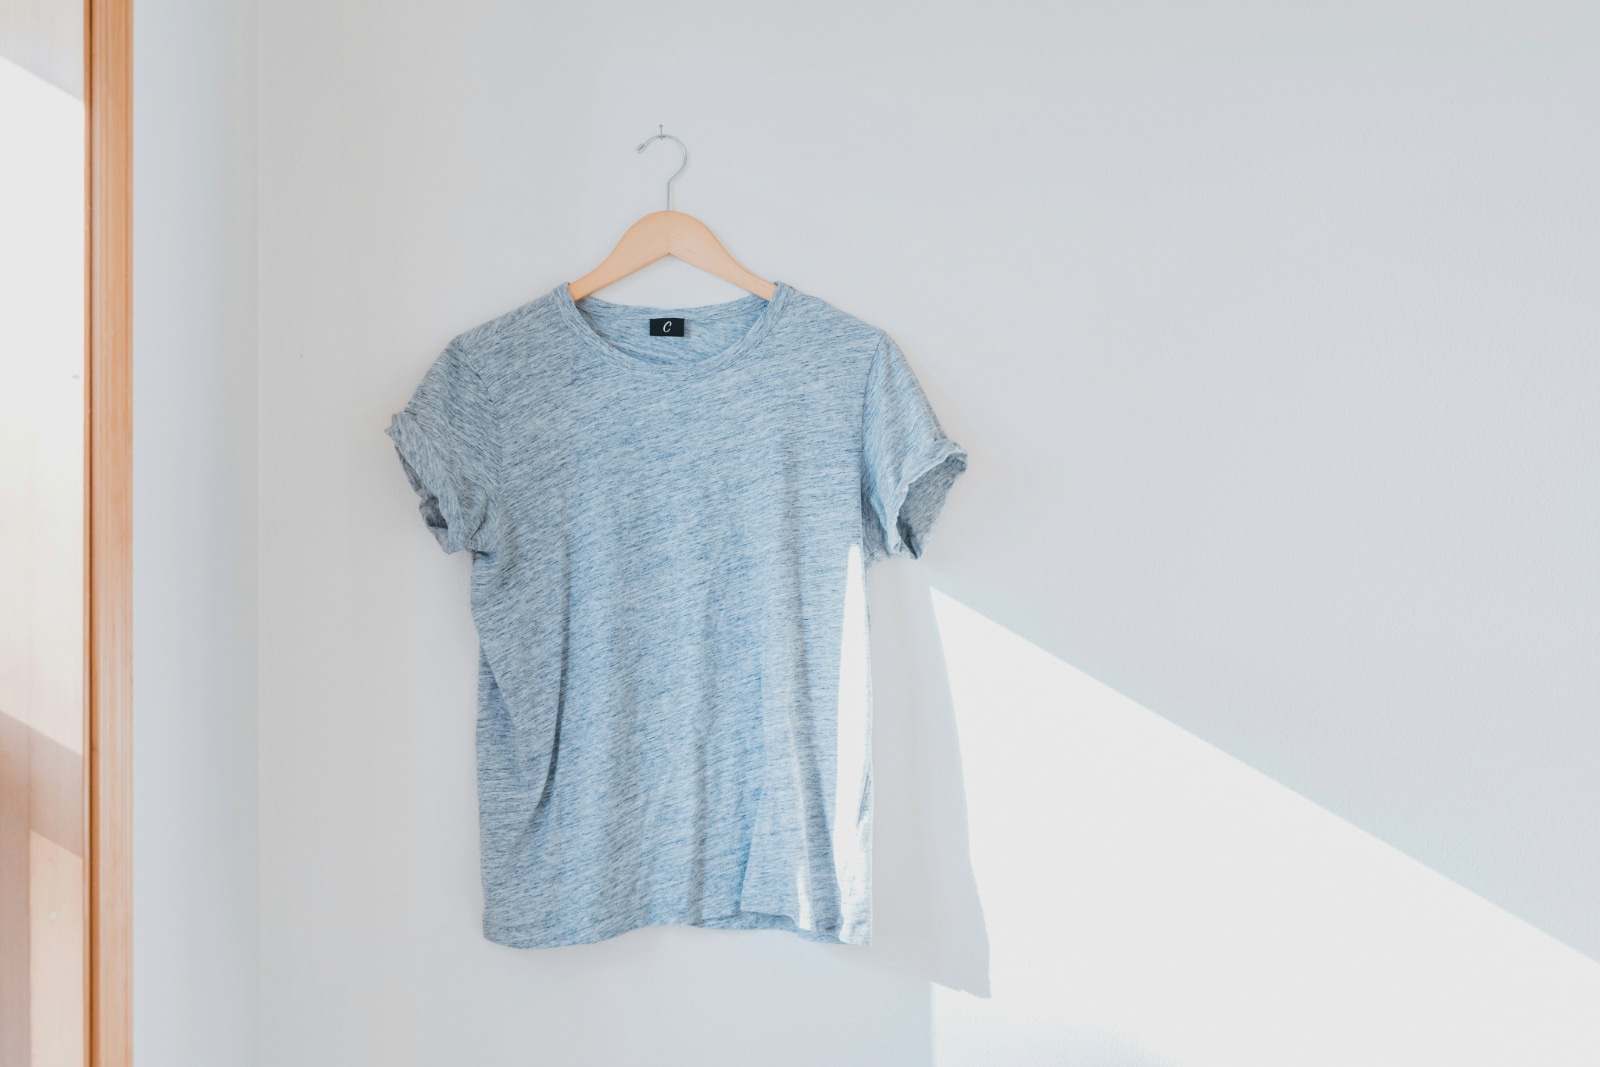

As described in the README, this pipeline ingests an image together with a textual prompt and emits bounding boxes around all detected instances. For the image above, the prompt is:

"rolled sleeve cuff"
[387,409,472,554]
[883,438,968,560]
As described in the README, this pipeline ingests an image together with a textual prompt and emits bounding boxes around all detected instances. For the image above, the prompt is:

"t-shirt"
[386,280,966,949]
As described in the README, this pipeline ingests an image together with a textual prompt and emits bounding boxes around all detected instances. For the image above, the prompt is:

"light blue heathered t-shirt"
[387,280,966,949]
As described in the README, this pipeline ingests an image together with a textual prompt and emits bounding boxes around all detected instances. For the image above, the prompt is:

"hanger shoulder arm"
[569,211,774,302]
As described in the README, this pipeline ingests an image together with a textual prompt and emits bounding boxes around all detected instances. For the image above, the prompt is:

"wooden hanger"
[568,128,776,303]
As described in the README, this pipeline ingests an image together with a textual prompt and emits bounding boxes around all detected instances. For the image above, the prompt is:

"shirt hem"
[482,908,871,950]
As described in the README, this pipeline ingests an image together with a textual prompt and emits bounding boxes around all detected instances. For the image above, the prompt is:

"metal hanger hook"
[636,124,688,212]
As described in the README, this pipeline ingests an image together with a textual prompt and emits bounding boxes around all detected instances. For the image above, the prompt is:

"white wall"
[132,0,259,1064]
[254,2,1600,1064]
[0,53,82,758]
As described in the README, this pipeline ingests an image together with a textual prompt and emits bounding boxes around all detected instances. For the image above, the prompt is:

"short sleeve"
[861,334,968,563]
[386,341,500,554]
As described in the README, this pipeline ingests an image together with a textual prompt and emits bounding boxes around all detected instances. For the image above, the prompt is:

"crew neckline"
[552,280,793,379]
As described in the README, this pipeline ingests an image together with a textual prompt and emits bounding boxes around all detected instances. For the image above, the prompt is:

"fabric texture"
[387,280,966,949]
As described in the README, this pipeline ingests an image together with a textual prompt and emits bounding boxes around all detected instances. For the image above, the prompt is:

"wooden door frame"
[85,0,132,1064]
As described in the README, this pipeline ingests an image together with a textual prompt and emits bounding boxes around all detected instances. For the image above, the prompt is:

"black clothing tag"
[649,317,686,337]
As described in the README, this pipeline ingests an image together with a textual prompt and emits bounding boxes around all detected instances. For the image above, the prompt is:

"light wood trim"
[85,0,132,1064]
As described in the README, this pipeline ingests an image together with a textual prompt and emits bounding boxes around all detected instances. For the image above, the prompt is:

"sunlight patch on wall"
[929,589,1600,1066]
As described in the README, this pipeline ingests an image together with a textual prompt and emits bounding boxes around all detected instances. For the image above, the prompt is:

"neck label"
[649,317,686,337]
